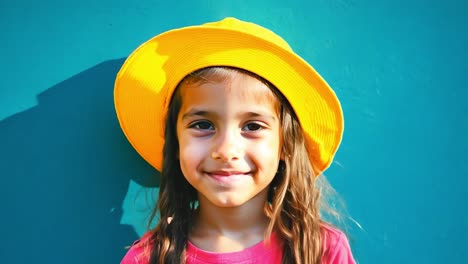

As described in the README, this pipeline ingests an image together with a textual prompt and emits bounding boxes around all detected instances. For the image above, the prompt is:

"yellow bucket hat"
[114,17,344,175]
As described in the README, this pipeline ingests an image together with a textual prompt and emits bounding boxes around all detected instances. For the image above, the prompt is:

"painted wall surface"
[1,0,467,263]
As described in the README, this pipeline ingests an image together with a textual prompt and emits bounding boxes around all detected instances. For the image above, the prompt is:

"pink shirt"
[121,225,355,263]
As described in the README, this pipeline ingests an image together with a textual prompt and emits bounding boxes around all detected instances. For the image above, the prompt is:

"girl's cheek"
[179,139,206,162]
[257,138,280,154]
[255,139,282,165]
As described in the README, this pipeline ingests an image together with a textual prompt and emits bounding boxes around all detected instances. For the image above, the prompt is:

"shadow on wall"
[0,59,159,263]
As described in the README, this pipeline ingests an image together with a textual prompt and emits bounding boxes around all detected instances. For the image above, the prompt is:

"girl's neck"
[189,192,271,252]
[192,191,270,238]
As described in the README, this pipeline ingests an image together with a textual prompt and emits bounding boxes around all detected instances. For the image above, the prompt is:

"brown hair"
[145,66,343,263]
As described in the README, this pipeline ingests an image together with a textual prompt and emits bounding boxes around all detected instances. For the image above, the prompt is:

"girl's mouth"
[208,170,248,176]
[205,171,251,184]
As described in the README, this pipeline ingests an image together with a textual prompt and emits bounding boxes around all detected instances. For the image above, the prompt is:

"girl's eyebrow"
[244,111,277,122]
[181,109,210,120]
[181,108,277,122]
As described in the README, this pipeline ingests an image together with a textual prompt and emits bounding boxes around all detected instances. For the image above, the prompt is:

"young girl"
[115,17,355,264]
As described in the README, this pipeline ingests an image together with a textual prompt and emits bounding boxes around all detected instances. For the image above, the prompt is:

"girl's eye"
[243,123,263,131]
[189,121,214,130]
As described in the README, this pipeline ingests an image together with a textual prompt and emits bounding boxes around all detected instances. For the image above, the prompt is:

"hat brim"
[114,25,343,175]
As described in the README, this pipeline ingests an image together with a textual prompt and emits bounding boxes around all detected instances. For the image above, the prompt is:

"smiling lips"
[206,170,251,184]
[208,170,249,176]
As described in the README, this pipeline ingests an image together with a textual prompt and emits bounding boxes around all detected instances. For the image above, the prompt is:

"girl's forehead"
[178,70,280,107]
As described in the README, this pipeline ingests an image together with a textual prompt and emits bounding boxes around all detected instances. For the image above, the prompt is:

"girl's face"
[176,72,281,209]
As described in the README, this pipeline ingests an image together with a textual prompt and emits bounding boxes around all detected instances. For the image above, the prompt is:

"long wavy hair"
[144,66,342,264]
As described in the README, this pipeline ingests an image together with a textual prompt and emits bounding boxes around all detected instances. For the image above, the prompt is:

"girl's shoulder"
[321,224,356,264]
[120,232,153,264]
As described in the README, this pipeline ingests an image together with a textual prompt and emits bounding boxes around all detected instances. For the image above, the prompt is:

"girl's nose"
[210,131,242,163]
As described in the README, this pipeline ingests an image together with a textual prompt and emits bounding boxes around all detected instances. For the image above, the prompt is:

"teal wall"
[1,0,467,263]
